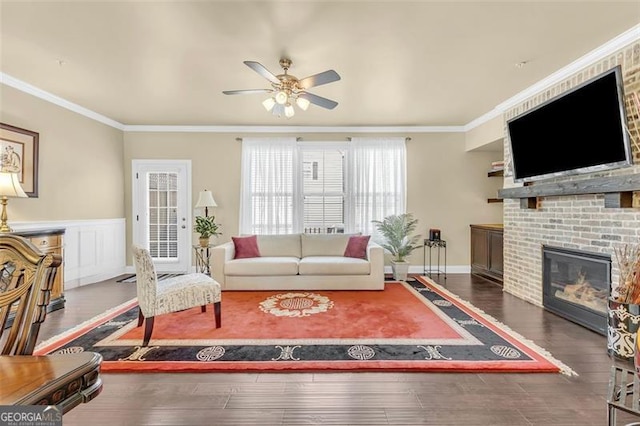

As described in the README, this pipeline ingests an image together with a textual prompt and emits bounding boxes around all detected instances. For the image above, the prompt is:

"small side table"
[607,364,640,425]
[423,239,447,280]
[193,244,214,276]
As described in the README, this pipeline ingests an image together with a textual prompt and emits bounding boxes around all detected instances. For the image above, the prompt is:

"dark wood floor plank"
[31,273,640,426]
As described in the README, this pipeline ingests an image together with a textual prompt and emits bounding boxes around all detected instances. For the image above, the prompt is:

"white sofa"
[211,233,384,291]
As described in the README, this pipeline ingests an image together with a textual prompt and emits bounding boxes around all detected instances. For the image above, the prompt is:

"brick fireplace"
[500,41,640,321]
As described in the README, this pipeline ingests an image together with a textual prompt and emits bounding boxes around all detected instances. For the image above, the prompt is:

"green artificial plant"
[372,213,421,262]
[194,215,221,239]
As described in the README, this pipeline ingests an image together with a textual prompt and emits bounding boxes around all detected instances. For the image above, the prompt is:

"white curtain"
[345,137,407,239]
[239,137,300,235]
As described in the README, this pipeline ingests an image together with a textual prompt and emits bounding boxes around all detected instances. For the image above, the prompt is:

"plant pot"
[199,237,210,248]
[391,260,410,281]
[607,298,640,364]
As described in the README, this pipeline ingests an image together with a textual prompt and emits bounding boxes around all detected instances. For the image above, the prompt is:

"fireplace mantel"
[497,174,640,209]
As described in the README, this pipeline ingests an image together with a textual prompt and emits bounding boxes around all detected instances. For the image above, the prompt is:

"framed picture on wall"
[0,123,39,197]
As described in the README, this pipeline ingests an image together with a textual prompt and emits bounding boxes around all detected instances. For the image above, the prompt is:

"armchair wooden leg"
[201,305,206,313]
[142,316,155,346]
[137,307,144,327]
[214,301,221,328]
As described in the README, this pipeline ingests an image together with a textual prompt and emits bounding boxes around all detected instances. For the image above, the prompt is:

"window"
[239,137,406,235]
[301,145,346,233]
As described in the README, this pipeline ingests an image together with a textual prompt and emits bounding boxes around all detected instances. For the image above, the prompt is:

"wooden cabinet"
[13,228,65,312]
[470,224,503,285]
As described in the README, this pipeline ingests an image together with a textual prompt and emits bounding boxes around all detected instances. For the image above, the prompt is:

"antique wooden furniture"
[0,352,103,413]
[0,234,62,355]
[132,244,221,346]
[13,228,65,312]
[470,224,504,285]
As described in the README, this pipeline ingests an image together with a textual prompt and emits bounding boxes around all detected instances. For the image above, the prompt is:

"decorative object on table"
[0,172,27,232]
[372,213,421,281]
[194,215,221,248]
[0,123,39,197]
[195,189,217,217]
[608,242,640,363]
[222,58,341,118]
[428,228,441,241]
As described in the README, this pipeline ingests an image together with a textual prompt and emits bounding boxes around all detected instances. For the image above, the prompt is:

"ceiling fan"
[222,58,341,118]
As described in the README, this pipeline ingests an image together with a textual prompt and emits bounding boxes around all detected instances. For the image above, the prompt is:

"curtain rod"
[346,137,412,141]
[236,137,411,141]
[236,137,303,141]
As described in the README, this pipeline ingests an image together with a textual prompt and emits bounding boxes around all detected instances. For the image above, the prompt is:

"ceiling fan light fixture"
[275,90,288,105]
[262,97,276,111]
[284,103,295,118]
[296,97,310,111]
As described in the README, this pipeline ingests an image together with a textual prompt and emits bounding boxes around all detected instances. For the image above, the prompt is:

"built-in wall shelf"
[487,168,504,203]
[497,174,640,209]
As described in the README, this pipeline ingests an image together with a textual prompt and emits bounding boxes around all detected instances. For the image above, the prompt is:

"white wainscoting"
[12,218,126,289]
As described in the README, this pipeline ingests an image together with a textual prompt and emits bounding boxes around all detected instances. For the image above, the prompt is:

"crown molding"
[0,73,124,130]
[491,23,640,118]
[122,125,464,133]
[2,24,638,133]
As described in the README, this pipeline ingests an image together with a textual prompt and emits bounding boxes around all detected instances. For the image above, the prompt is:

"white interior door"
[132,160,191,273]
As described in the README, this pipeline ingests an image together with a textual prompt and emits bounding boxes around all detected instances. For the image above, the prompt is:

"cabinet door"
[470,227,489,270]
[488,231,504,275]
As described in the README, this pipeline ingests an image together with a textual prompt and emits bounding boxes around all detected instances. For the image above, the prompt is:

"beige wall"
[465,115,505,152]
[0,86,125,221]
[124,132,503,267]
[1,86,504,270]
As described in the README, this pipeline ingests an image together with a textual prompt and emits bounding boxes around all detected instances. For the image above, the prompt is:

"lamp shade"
[195,190,217,208]
[0,172,27,198]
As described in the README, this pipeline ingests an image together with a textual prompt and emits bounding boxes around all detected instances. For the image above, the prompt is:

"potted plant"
[372,213,421,281]
[194,215,221,247]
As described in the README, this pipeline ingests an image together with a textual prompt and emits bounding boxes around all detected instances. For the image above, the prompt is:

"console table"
[0,352,103,413]
[423,239,446,280]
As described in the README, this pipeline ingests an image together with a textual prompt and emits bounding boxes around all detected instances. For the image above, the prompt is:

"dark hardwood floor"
[36,273,634,425]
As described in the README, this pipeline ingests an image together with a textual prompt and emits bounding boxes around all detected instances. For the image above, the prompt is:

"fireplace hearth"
[542,245,611,335]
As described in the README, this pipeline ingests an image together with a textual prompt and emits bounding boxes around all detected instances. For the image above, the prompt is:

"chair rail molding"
[11,218,126,288]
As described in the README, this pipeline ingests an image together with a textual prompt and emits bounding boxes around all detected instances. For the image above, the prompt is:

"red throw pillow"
[344,235,370,259]
[232,235,261,259]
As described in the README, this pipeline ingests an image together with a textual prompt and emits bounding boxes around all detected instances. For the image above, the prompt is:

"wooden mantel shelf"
[497,174,640,209]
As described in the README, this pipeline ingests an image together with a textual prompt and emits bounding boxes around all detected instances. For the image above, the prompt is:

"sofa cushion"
[225,257,300,276]
[232,235,261,259]
[344,235,371,259]
[257,234,302,258]
[301,234,352,257]
[299,256,371,275]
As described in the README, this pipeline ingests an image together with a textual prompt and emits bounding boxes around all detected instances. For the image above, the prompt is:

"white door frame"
[132,159,192,273]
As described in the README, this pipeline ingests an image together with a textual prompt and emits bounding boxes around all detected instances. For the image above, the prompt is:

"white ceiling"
[1,1,639,128]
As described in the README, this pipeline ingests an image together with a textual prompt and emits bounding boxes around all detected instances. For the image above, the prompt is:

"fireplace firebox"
[542,245,611,335]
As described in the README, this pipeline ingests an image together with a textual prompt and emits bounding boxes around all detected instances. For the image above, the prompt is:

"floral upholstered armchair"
[131,244,221,346]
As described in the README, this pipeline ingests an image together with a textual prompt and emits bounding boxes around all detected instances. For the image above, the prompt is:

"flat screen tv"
[506,65,632,183]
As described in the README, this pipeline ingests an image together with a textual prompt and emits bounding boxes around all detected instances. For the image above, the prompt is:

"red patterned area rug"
[35,276,576,375]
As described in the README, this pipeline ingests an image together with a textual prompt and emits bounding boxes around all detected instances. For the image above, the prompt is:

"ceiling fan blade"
[298,70,341,89]
[222,89,273,95]
[298,92,338,110]
[244,61,281,84]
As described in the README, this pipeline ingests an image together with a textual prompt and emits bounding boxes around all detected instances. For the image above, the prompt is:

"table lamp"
[195,190,217,217]
[0,172,27,232]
